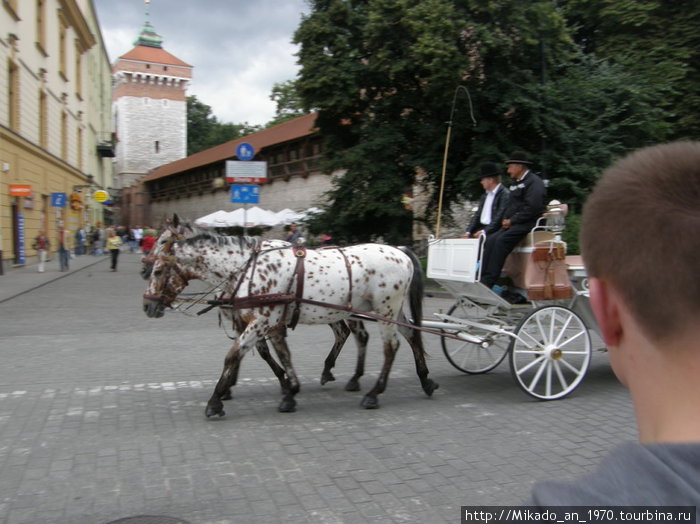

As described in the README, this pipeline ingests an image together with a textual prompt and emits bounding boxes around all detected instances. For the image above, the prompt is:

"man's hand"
[502,219,511,229]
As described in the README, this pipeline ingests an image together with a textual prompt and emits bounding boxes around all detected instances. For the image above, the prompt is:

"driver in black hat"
[480,151,547,290]
[464,162,510,239]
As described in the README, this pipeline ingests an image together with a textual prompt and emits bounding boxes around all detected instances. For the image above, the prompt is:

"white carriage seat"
[502,201,574,301]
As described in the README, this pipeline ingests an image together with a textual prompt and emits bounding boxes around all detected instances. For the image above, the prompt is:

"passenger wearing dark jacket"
[480,151,547,288]
[465,162,510,238]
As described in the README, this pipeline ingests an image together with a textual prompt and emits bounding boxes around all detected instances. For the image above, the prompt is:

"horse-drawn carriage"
[423,203,602,400]
[142,205,602,417]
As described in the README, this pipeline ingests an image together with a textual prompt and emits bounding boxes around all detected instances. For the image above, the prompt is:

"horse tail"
[399,246,424,327]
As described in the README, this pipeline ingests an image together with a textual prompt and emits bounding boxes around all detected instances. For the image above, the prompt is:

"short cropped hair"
[581,142,700,341]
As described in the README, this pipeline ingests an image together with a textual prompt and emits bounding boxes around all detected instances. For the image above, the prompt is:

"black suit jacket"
[466,185,510,236]
[505,171,547,226]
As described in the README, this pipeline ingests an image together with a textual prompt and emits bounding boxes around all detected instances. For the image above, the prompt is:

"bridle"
[142,228,191,307]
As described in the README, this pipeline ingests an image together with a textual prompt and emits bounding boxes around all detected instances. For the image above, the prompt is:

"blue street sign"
[236,142,255,161]
[51,192,67,207]
[231,184,260,204]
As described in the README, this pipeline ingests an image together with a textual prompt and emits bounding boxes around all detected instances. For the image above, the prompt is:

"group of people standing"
[32,224,159,273]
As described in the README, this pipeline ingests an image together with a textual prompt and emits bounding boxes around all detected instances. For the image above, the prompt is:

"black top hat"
[477,162,501,179]
[505,151,533,165]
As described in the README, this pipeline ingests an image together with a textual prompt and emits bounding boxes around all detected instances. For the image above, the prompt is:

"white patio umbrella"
[274,208,305,225]
[194,210,237,228]
[226,206,280,227]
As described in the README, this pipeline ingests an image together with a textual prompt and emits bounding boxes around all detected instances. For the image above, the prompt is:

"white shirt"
[480,184,502,225]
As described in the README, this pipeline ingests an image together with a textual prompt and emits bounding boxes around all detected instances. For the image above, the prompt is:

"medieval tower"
[112,5,192,189]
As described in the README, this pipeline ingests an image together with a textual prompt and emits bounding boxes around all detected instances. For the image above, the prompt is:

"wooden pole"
[435,86,476,239]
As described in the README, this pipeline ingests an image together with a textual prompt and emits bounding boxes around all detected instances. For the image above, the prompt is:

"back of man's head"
[581,141,700,342]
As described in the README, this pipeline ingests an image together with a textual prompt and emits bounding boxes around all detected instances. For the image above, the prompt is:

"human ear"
[588,277,622,348]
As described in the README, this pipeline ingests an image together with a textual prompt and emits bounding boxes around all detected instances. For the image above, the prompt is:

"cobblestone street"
[0,253,634,523]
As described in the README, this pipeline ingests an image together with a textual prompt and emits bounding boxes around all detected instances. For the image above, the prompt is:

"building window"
[155,141,160,153]
[36,0,47,55]
[8,60,20,131]
[61,112,68,159]
[77,127,83,169]
[74,40,82,99]
[39,90,48,147]
[58,16,68,80]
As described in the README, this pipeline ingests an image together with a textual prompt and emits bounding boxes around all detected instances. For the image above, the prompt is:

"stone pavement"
[0,252,635,524]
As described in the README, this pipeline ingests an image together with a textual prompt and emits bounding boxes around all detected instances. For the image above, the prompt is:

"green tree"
[267,80,307,127]
[187,95,261,155]
[295,0,669,242]
[560,0,700,141]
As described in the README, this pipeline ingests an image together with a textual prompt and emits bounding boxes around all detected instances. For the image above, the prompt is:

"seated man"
[464,162,510,239]
[480,151,546,288]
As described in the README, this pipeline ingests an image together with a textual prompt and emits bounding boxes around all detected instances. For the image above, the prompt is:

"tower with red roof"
[112,4,192,189]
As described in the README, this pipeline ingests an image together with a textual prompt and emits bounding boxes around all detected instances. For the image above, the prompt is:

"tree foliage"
[267,80,308,127]
[187,95,261,156]
[294,0,675,243]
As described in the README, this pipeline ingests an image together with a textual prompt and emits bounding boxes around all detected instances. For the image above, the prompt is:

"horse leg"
[206,322,262,418]
[398,313,439,397]
[256,339,291,396]
[361,326,400,409]
[267,331,299,413]
[206,340,244,418]
[320,321,350,385]
[345,319,368,392]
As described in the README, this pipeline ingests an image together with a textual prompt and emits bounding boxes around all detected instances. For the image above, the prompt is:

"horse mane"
[182,232,261,250]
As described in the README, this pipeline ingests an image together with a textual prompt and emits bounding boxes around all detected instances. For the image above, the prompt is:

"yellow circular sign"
[93,190,109,203]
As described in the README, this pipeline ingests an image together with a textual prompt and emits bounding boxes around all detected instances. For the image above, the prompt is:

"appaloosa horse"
[143,217,437,417]
[141,225,371,394]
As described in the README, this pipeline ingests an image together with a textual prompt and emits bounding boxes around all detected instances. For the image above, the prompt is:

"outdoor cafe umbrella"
[226,206,280,227]
[194,210,236,228]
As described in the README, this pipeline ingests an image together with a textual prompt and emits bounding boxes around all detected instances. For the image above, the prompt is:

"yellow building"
[0,0,113,268]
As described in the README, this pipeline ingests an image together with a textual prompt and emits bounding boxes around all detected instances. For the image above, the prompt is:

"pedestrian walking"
[58,225,71,271]
[33,231,50,272]
[106,229,122,271]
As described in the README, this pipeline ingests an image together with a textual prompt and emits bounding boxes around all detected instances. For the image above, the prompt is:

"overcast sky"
[93,0,308,126]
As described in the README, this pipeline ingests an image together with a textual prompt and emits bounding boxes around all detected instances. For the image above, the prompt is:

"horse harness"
[213,244,355,330]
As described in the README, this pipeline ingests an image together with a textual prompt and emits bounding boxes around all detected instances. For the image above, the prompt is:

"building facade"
[0,0,113,268]
[126,112,335,232]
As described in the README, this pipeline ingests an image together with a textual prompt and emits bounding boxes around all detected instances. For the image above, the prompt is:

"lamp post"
[435,85,476,239]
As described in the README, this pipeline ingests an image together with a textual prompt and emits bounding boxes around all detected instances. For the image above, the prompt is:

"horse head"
[142,217,196,318]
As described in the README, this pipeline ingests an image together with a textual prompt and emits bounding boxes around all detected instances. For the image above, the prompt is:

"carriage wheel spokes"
[509,305,592,400]
[441,300,509,374]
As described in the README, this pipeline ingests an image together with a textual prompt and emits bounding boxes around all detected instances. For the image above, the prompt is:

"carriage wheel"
[441,300,510,374]
[509,305,591,400]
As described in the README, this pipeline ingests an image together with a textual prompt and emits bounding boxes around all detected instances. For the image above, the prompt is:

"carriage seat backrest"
[503,201,573,300]
[503,240,573,300]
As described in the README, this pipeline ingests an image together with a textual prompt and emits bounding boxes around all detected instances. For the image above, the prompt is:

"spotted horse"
[143,217,438,417]
[141,225,373,398]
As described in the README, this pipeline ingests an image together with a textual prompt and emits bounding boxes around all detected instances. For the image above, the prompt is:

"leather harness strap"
[287,246,307,329]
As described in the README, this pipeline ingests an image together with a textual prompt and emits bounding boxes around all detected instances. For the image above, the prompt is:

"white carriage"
[423,203,601,400]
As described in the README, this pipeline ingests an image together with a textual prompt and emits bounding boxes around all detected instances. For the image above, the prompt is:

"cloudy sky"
[93,0,308,126]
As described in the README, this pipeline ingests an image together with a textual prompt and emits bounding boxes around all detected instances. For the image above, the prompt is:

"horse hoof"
[423,379,439,397]
[278,398,297,413]
[361,395,379,409]
[344,380,360,392]
[320,372,335,385]
[205,403,225,418]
